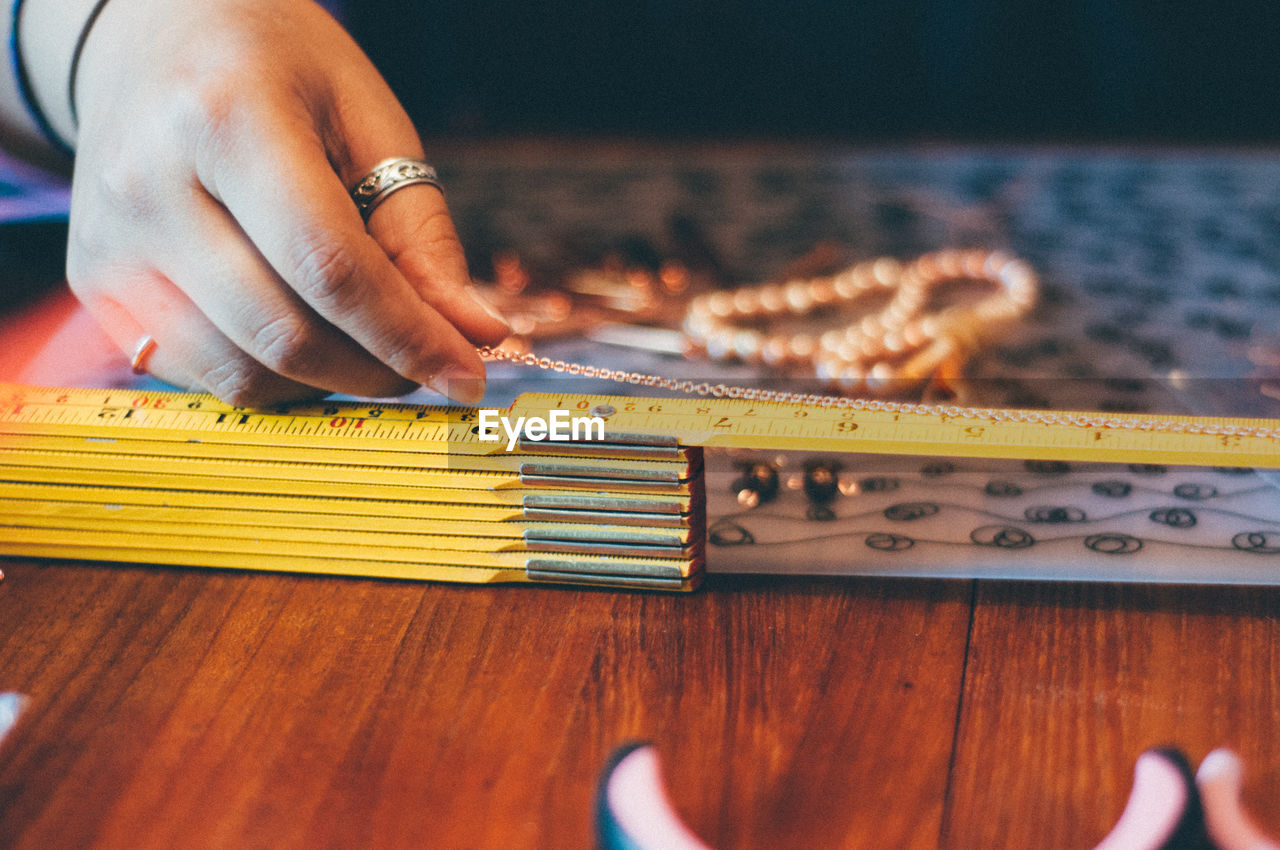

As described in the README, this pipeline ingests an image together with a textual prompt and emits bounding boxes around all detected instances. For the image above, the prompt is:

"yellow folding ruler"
[506,394,1280,469]
[2,382,1278,591]
[0,383,706,590]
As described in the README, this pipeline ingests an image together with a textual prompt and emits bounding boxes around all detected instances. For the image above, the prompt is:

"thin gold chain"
[478,346,1280,441]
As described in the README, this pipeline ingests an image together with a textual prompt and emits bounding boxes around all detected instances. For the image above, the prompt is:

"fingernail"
[468,288,512,332]
[0,692,27,745]
[426,363,486,405]
[1196,749,1241,783]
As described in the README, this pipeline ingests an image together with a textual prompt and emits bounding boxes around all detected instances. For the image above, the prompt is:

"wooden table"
[2,562,1278,848]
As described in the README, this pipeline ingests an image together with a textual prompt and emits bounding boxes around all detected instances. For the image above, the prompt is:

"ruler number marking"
[131,396,167,409]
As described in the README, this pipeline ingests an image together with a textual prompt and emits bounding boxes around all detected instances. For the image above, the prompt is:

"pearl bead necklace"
[681,249,1038,394]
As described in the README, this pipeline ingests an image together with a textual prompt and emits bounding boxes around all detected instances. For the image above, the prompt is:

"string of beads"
[680,248,1038,393]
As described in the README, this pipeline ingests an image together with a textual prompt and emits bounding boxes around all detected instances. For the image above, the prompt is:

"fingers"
[201,99,494,404]
[157,192,417,399]
[70,268,327,406]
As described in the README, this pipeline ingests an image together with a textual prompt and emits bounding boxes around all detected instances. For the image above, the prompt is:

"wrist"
[16,0,120,151]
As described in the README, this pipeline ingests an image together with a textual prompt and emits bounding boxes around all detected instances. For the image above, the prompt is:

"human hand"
[65,0,509,404]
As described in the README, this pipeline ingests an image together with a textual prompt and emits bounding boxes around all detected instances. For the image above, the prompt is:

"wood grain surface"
[1,561,1277,849]
[3,149,1280,848]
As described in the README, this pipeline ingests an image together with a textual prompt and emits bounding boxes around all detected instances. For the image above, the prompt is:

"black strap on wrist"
[9,0,74,156]
[67,0,114,127]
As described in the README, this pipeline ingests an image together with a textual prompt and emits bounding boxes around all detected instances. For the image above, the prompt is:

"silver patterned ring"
[348,157,444,221]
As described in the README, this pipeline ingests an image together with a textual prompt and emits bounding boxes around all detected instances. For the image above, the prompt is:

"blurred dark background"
[345,1,1280,142]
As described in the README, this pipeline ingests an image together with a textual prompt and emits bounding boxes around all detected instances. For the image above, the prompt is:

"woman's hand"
[66,0,509,404]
